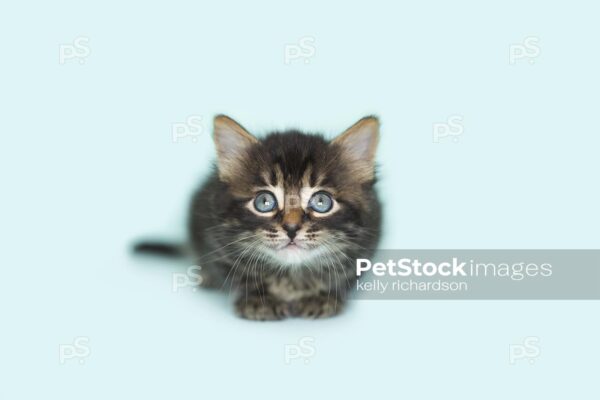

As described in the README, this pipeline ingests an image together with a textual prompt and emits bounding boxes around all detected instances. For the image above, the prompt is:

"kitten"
[138,115,382,320]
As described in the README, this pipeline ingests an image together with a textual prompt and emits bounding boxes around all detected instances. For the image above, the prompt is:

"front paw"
[290,295,344,319]
[235,295,290,321]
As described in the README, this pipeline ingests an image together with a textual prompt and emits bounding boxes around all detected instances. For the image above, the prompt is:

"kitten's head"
[212,115,381,267]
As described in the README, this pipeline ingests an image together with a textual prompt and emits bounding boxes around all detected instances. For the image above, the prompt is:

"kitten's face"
[212,116,380,268]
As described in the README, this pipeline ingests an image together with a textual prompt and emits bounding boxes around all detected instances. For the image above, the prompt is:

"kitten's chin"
[263,242,328,267]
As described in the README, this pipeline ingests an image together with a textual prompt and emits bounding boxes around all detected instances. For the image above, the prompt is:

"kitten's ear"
[332,116,379,180]
[213,115,258,182]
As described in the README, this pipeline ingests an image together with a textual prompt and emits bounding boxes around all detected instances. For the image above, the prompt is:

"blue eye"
[254,191,277,213]
[308,192,333,213]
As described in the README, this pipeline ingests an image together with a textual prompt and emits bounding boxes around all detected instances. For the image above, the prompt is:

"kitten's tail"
[132,241,188,258]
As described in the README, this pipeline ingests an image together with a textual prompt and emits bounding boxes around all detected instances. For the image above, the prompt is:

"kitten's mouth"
[278,240,305,250]
[269,239,319,254]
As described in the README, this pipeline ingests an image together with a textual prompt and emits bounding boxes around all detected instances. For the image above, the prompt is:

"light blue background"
[1,1,598,398]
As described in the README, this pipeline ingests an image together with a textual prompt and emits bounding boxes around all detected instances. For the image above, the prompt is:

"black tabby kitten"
[142,115,382,320]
